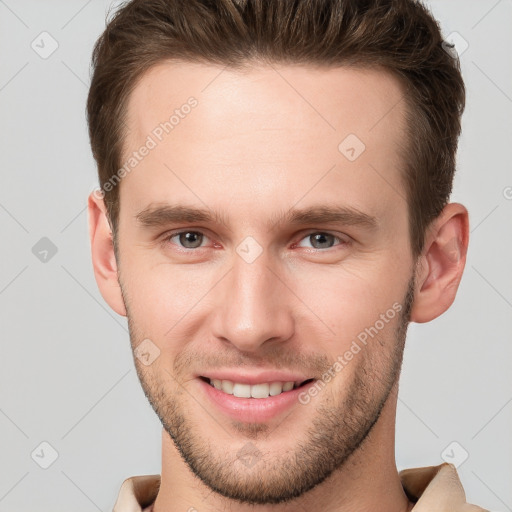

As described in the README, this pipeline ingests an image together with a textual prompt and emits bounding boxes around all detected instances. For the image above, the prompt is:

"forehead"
[125,59,406,144]
[120,60,408,226]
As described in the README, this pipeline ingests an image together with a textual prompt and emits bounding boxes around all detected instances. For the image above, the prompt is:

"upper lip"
[198,370,313,386]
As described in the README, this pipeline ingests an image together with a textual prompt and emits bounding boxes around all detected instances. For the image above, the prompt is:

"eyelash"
[161,230,349,252]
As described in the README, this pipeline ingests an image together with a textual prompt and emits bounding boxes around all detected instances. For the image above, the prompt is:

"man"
[86,0,486,510]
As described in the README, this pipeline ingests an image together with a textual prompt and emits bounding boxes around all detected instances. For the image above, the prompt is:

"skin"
[88,61,469,512]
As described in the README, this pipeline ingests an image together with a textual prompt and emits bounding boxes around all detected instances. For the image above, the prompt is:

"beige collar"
[399,463,488,511]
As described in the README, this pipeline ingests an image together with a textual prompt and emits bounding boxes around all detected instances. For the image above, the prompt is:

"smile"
[200,377,314,399]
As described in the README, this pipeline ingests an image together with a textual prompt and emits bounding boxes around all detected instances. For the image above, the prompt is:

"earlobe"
[409,203,469,324]
[87,191,127,317]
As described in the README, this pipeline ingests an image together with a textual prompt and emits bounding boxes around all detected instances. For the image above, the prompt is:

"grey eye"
[176,231,204,249]
[298,233,339,250]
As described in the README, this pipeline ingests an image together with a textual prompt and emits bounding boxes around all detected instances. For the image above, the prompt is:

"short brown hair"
[87,0,465,258]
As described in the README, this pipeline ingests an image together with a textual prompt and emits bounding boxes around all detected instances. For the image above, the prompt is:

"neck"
[153,383,413,512]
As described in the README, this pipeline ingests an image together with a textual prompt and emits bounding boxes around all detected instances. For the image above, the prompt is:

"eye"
[165,230,209,249]
[161,230,348,252]
[296,232,347,250]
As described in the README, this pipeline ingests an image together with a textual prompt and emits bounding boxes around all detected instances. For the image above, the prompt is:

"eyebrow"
[135,204,378,232]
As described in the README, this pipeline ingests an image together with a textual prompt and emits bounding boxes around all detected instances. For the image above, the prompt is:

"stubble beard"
[122,275,415,505]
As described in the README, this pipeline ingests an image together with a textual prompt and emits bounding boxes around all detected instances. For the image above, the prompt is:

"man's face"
[115,61,416,504]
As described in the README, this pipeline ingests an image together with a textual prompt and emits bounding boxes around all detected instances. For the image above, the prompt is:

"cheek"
[291,260,407,346]
[121,255,213,341]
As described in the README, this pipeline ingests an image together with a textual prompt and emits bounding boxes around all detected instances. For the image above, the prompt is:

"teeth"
[282,381,294,392]
[208,379,298,399]
[233,383,251,398]
[269,382,284,396]
[250,383,269,398]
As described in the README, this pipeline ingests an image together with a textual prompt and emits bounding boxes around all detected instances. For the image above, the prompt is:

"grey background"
[0,0,511,510]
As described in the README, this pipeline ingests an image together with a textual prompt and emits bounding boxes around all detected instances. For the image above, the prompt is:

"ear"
[410,202,469,323]
[87,191,127,317]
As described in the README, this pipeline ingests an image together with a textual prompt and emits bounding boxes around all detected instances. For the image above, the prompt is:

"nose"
[211,247,295,353]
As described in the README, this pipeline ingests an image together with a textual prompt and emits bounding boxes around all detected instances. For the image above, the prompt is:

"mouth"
[199,376,315,399]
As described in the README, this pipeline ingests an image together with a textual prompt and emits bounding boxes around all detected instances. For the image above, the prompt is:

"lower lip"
[198,378,316,423]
